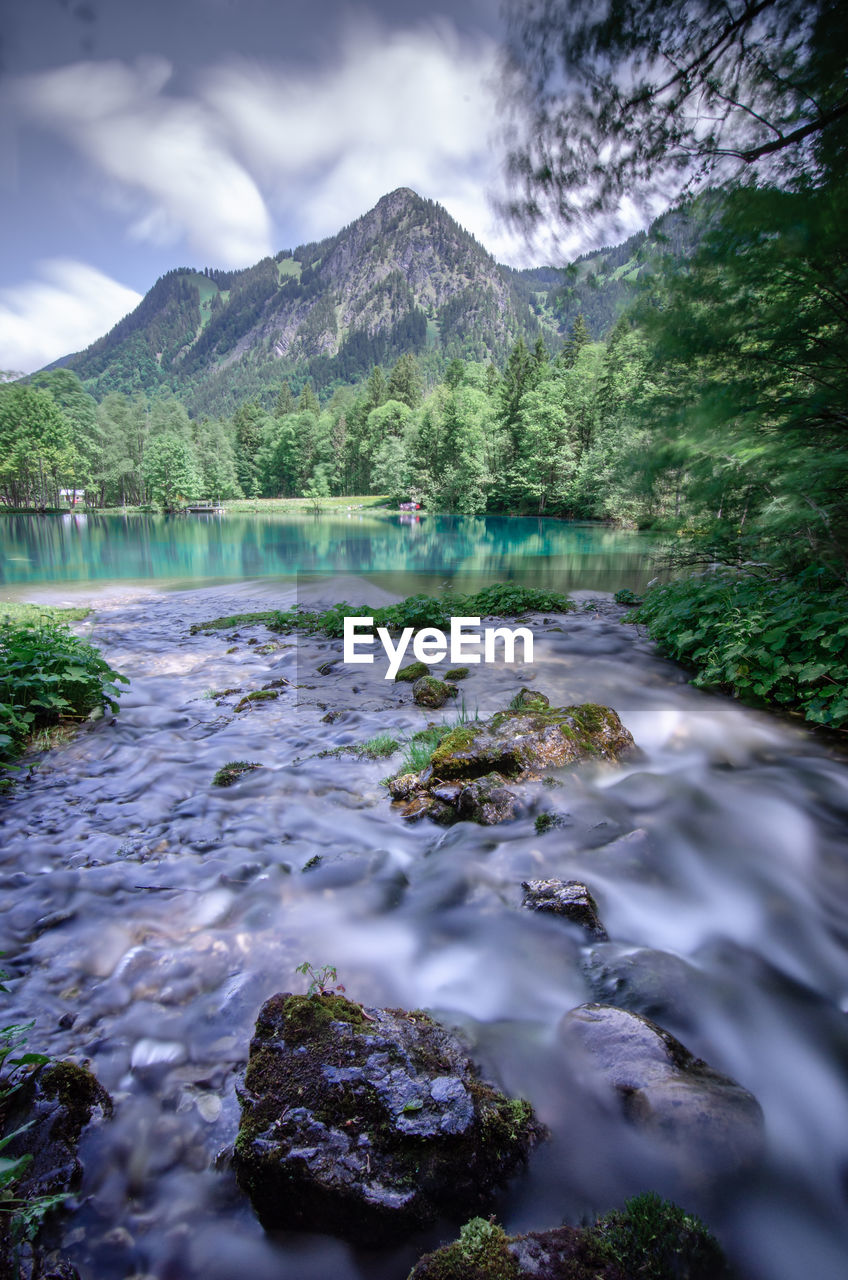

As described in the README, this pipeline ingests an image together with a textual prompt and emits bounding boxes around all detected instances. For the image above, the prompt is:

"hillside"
[51,188,701,416]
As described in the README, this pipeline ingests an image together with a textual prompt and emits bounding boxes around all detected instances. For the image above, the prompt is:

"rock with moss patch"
[444,667,470,681]
[233,993,542,1244]
[388,703,636,827]
[456,773,521,825]
[560,1004,764,1174]
[409,1193,730,1280]
[522,879,608,940]
[430,705,634,781]
[0,1061,112,1276]
[412,676,454,708]
[234,689,279,713]
[395,661,430,682]
[508,688,550,710]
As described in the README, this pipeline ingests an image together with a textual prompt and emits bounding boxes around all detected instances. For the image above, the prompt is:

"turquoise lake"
[0,511,662,592]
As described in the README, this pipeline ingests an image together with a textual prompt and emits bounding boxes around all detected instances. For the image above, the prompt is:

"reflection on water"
[0,577,847,1279]
[0,512,663,592]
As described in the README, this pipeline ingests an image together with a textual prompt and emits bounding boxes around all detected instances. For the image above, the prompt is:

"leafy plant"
[614,587,642,605]
[635,567,848,728]
[0,622,128,769]
[295,962,344,998]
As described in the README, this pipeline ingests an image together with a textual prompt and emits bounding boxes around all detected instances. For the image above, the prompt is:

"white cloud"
[201,22,525,257]
[7,20,615,285]
[0,259,142,375]
[12,58,273,267]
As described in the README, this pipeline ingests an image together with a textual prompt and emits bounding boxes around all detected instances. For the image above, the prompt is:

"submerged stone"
[233,993,541,1244]
[559,1004,764,1174]
[522,879,608,940]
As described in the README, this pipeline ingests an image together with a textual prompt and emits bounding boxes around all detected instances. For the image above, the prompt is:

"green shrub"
[635,567,848,727]
[0,622,128,768]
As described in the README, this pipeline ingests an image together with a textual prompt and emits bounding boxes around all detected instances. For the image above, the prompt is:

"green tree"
[0,385,76,509]
[143,433,201,509]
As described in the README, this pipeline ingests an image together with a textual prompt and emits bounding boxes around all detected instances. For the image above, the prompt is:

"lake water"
[0,511,662,594]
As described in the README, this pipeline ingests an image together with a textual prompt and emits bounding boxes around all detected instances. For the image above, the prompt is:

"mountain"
[52,188,701,416]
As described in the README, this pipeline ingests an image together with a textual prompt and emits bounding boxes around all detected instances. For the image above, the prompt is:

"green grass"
[0,603,90,625]
[192,583,574,639]
[397,699,478,775]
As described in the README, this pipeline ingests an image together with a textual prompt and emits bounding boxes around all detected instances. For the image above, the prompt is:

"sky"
[0,0,631,375]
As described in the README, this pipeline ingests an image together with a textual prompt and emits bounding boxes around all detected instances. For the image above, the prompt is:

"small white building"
[59,489,86,507]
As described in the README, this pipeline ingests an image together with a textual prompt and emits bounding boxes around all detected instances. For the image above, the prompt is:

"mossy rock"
[429,704,635,781]
[395,661,430,682]
[508,688,550,710]
[409,1194,730,1280]
[0,1060,112,1274]
[412,676,453,708]
[444,667,470,681]
[233,993,542,1244]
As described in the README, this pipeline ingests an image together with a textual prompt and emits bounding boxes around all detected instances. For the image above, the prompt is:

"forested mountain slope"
[50,189,700,416]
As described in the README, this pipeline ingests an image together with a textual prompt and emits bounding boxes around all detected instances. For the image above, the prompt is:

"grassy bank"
[634,568,848,729]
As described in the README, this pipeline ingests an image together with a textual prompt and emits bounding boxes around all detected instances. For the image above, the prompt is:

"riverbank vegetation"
[0,619,127,771]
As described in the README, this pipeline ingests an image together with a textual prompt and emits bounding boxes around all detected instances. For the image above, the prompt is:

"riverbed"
[1,573,848,1279]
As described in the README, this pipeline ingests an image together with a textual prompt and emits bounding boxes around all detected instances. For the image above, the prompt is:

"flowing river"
[1,514,847,1279]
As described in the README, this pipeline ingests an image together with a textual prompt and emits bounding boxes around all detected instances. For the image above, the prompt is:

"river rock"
[429,704,634,780]
[522,879,608,940]
[456,773,522,825]
[232,992,541,1244]
[412,676,454,708]
[395,661,429,682]
[0,1061,113,1278]
[409,1194,730,1280]
[559,1004,764,1173]
[582,945,702,1028]
[388,703,636,827]
[509,688,550,709]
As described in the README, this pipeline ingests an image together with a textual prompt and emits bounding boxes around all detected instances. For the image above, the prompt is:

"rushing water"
[1,546,847,1277]
[0,511,661,593]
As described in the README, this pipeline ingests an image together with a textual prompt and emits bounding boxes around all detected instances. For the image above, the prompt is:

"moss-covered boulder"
[430,705,634,781]
[412,676,454,708]
[522,879,608,940]
[388,703,636,827]
[560,1004,764,1174]
[232,993,542,1244]
[408,1193,730,1280]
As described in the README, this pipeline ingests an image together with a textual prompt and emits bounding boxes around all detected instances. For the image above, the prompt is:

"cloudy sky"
[0,0,606,374]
